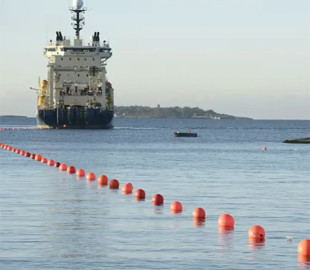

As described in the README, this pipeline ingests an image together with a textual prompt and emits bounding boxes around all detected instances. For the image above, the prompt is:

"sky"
[0,0,309,119]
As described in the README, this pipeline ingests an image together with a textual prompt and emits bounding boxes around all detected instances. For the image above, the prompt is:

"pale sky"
[0,0,309,119]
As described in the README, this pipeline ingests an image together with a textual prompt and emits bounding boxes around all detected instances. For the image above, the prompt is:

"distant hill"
[115,106,251,120]
[0,115,36,125]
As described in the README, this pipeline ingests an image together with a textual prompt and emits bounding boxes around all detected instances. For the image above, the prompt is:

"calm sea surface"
[0,119,309,269]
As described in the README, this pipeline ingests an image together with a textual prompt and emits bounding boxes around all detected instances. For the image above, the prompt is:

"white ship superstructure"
[36,0,114,128]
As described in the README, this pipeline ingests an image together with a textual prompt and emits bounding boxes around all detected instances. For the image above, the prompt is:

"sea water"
[0,119,309,269]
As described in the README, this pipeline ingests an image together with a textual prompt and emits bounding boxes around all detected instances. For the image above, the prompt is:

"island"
[114,106,251,119]
[283,138,310,144]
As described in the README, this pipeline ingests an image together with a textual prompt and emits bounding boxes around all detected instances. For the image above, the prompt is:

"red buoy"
[19,150,25,156]
[170,201,183,214]
[15,149,21,154]
[30,154,36,159]
[47,160,55,166]
[25,152,31,157]
[135,189,145,200]
[98,175,108,185]
[35,154,42,161]
[109,179,119,189]
[122,183,133,194]
[54,162,60,168]
[218,214,235,228]
[67,166,76,174]
[127,183,133,189]
[76,169,85,178]
[59,163,67,171]
[298,240,310,256]
[152,194,164,206]
[86,172,96,181]
[193,208,205,219]
[248,225,265,240]
[41,158,48,163]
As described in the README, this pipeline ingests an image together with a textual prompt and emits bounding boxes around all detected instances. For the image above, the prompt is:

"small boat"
[173,131,197,137]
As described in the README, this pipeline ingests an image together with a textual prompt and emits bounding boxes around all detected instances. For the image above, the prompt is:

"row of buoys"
[0,127,53,131]
[0,141,309,261]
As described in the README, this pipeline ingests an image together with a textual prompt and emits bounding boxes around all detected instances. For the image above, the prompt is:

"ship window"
[93,58,95,61]
[78,74,80,77]
[61,58,63,60]
[78,58,80,61]
[87,74,89,77]
[69,58,71,60]
[84,58,86,61]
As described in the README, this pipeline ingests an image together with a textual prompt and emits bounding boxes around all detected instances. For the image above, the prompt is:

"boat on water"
[173,131,198,137]
[35,0,114,129]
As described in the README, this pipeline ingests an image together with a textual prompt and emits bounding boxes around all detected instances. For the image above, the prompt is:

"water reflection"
[153,206,163,215]
[193,217,205,227]
[298,255,310,267]
[218,227,234,250]
[248,238,265,250]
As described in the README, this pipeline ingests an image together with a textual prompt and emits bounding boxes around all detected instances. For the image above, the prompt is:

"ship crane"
[29,87,39,92]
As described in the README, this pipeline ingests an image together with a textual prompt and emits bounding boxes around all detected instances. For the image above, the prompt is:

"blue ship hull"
[37,108,113,129]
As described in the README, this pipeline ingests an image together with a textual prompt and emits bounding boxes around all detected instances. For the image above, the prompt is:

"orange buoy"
[135,189,145,200]
[152,194,164,206]
[98,175,108,185]
[86,172,96,181]
[248,225,265,240]
[20,150,25,156]
[54,162,60,168]
[298,254,310,263]
[109,179,119,189]
[35,154,42,161]
[193,208,205,219]
[59,163,67,171]
[47,160,55,166]
[298,240,310,257]
[170,201,183,214]
[76,169,85,178]
[30,154,36,159]
[218,214,235,228]
[122,183,133,194]
[41,158,48,163]
[63,124,67,128]
[127,183,133,189]
[67,166,76,174]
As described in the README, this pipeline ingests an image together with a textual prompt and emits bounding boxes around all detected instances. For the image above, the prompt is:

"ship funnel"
[72,0,83,10]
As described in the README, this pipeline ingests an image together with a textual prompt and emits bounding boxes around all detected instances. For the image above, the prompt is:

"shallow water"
[0,119,309,269]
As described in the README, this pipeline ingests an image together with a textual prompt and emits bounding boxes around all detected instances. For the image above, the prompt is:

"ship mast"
[70,0,86,39]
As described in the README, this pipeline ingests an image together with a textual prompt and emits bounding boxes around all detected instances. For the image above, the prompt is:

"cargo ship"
[36,0,114,129]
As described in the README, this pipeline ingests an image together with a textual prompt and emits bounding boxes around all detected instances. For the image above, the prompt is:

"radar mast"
[70,0,86,39]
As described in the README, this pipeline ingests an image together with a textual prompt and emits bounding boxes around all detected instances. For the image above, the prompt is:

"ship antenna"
[70,0,86,39]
